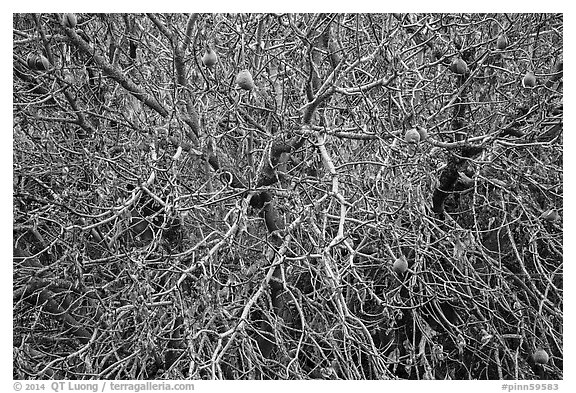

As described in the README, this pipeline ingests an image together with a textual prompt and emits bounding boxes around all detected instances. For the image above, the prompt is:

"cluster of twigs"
[13,13,562,380]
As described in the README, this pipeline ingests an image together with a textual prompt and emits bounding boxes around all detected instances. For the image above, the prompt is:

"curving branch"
[63,27,168,117]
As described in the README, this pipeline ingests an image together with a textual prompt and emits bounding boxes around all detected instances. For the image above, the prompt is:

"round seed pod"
[63,13,77,29]
[450,58,468,75]
[35,55,50,71]
[236,69,255,91]
[392,256,408,275]
[405,128,421,144]
[202,47,218,67]
[533,349,549,365]
[541,209,559,223]
[26,54,39,70]
[522,71,536,88]
[496,34,508,50]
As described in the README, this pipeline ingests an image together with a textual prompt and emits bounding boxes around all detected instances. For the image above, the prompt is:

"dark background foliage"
[13,13,562,380]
